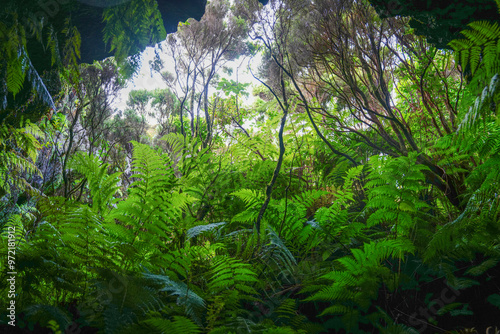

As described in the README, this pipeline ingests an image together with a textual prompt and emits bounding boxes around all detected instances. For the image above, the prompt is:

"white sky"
[112,45,261,120]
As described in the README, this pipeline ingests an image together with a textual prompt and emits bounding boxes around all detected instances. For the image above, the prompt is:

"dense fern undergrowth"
[2,0,500,333]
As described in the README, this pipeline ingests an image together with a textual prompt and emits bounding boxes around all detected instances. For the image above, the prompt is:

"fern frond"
[69,152,121,215]
[0,213,25,242]
[468,21,500,43]
[209,256,258,297]
[143,273,205,313]
[365,154,430,238]
[187,222,226,239]
[143,315,201,334]
[450,18,500,84]
[457,74,499,134]
[232,188,262,207]
[306,239,414,318]
[0,121,42,196]
[103,0,166,64]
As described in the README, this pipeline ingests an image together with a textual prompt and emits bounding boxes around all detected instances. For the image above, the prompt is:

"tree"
[251,0,468,209]
[53,59,124,198]
[79,59,124,156]
[153,0,250,147]
[0,0,211,125]
[126,89,151,137]
[150,88,180,136]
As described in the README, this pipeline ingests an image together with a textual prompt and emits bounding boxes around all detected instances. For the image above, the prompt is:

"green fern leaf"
[143,315,200,334]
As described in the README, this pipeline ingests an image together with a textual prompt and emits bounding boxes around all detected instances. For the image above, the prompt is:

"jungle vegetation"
[1,0,500,333]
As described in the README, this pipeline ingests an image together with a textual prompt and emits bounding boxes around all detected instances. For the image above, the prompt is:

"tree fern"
[428,76,500,261]
[187,222,226,240]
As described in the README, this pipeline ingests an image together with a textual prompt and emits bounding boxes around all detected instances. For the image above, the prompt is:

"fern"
[0,14,57,109]
[449,1,500,92]
[229,132,276,163]
[69,152,121,216]
[0,120,42,197]
[108,142,193,254]
[1,15,27,98]
[23,304,72,333]
[231,189,263,224]
[314,165,365,246]
[209,256,258,297]
[129,141,177,201]
[305,239,415,329]
[161,132,186,157]
[33,198,114,295]
[261,228,297,277]
[143,272,205,322]
[365,153,431,240]
[427,127,500,261]
[57,206,109,266]
[187,222,226,240]
[465,258,499,276]
[143,315,201,334]
[168,248,195,280]
[433,19,500,262]
[103,0,166,71]
[457,74,500,134]
[0,213,25,243]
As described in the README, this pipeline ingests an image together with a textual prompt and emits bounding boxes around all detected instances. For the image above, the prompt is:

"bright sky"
[113,44,261,121]
[113,47,166,112]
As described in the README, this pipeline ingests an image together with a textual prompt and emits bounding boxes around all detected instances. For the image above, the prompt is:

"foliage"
[449,0,500,92]
[369,0,499,49]
[0,9,57,114]
[0,120,42,198]
[365,153,431,240]
[3,0,500,333]
[306,239,415,331]
[103,0,167,66]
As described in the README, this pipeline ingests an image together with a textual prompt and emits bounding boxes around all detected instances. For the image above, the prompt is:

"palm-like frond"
[69,152,121,215]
